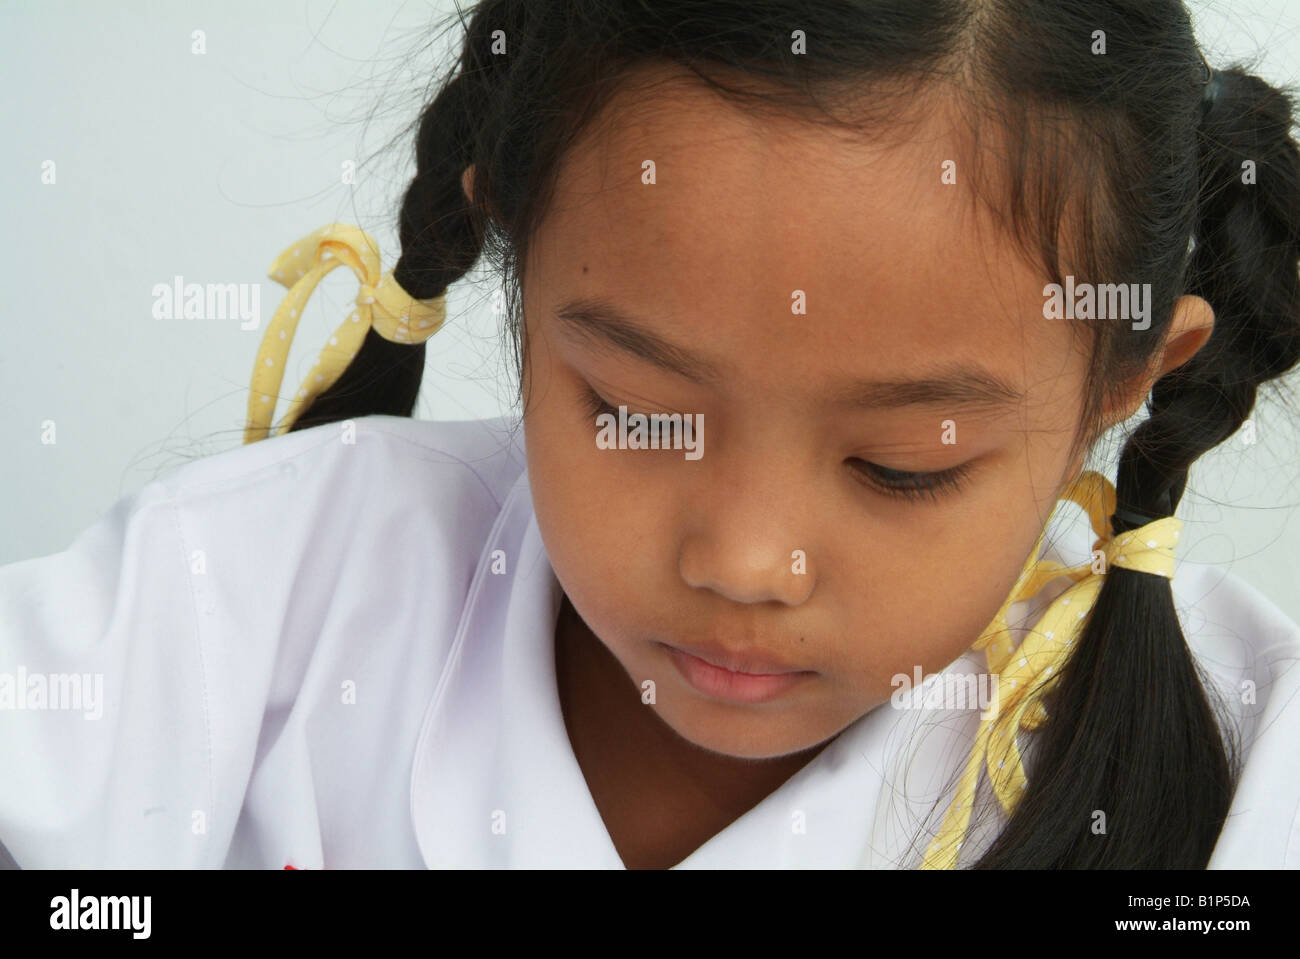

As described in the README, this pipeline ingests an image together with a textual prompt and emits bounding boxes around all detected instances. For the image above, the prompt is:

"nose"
[677,448,818,606]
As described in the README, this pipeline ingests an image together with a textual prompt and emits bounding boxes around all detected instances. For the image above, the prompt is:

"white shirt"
[1,414,1297,868]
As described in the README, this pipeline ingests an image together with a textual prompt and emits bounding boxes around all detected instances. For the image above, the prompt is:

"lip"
[663,640,807,676]
[659,641,815,704]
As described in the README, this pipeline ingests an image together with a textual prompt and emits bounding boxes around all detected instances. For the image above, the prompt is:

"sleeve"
[0,480,240,867]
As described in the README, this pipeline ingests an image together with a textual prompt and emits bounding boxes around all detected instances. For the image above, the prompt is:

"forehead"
[525,64,1079,400]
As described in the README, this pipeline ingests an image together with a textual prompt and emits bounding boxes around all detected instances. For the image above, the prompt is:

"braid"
[1118,68,1300,517]
[288,15,505,433]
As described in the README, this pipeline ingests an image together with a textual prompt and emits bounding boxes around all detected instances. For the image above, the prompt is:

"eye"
[847,458,974,503]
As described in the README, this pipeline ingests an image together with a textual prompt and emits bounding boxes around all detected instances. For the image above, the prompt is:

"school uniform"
[0,413,1297,868]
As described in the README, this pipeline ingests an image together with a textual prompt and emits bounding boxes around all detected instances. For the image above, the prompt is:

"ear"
[461,163,498,221]
[1100,295,1215,429]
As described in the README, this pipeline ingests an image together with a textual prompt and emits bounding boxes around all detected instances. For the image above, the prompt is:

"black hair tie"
[1111,503,1172,537]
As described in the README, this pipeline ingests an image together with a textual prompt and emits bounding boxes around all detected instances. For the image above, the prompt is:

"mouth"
[657,641,816,704]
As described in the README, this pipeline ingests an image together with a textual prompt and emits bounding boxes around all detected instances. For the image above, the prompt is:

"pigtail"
[973,67,1300,868]
[287,27,499,433]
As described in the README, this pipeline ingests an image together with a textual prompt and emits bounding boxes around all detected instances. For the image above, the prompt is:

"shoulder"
[1172,559,1300,696]
[156,412,529,634]
[159,414,526,509]
[1173,559,1300,648]
[0,414,530,866]
[1173,562,1300,867]
[129,414,530,599]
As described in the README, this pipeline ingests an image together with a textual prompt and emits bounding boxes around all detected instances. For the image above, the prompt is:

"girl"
[3,0,1300,869]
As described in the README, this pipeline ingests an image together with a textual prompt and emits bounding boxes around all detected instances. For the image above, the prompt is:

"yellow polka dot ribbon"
[920,469,1183,869]
[242,223,448,444]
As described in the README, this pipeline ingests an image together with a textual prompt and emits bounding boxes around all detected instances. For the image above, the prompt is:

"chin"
[652,701,830,761]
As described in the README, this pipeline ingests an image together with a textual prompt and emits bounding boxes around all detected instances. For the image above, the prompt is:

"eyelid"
[579,379,692,419]
[847,458,976,503]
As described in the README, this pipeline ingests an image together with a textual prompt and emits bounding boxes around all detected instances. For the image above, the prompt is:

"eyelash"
[581,383,621,421]
[578,383,973,502]
[846,459,973,503]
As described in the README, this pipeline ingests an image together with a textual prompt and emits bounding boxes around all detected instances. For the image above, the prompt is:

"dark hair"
[285,0,1300,867]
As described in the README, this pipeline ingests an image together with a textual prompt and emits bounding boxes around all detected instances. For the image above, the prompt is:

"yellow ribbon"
[243,223,448,444]
[920,469,1183,868]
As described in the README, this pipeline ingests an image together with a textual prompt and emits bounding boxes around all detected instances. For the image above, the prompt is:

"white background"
[2,0,1298,622]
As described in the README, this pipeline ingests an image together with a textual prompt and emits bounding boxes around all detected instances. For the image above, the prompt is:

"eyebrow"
[554,297,724,385]
[552,296,1025,413]
[828,366,1025,413]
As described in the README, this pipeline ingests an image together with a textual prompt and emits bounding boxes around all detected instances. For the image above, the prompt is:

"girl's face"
[515,71,1136,760]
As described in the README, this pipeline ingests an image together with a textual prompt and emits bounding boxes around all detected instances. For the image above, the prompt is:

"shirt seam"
[1285,791,1300,866]
[165,494,217,866]
[408,474,529,866]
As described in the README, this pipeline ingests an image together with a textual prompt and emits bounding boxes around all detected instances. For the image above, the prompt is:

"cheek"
[824,469,1056,702]
[524,394,676,636]
[878,548,1028,675]
[821,535,1038,712]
